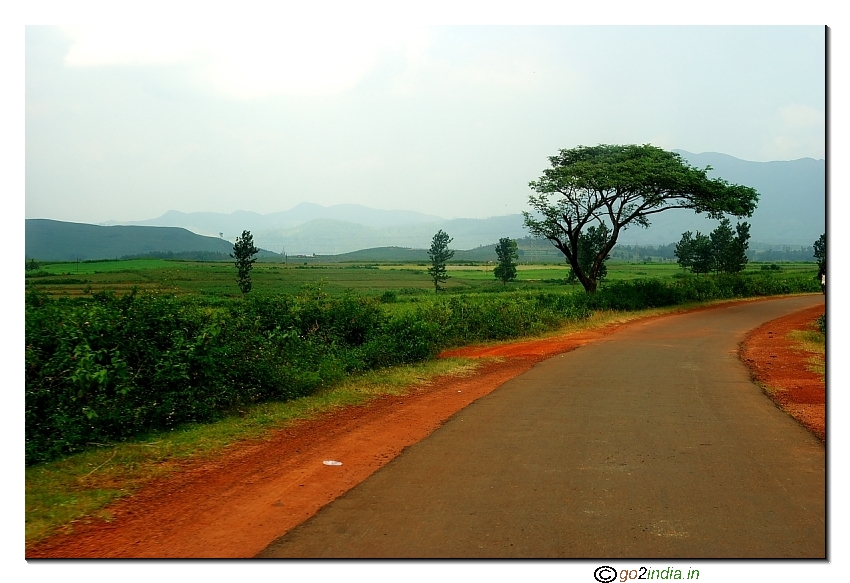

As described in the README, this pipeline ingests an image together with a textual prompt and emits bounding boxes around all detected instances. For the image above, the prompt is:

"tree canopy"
[712,219,750,274]
[675,218,750,274]
[814,233,825,277]
[493,237,518,285]
[523,144,759,293]
[674,231,712,274]
[231,230,259,294]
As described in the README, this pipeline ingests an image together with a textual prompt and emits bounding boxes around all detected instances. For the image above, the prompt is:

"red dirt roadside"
[740,304,826,442]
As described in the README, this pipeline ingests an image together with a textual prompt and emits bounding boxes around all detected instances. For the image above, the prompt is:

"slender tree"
[427,230,454,292]
[524,144,759,293]
[814,233,826,293]
[231,230,259,294]
[709,218,734,271]
[725,220,751,273]
[493,237,519,285]
[814,233,825,277]
[674,231,695,271]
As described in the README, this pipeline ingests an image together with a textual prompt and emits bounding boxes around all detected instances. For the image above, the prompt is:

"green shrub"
[379,290,398,303]
[25,285,594,464]
[25,270,818,465]
[583,273,819,311]
[26,287,385,464]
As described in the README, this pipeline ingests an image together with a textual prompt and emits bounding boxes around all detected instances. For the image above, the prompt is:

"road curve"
[258,295,825,558]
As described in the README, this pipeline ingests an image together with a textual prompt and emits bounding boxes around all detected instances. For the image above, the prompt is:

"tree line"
[228,224,824,297]
[674,218,751,274]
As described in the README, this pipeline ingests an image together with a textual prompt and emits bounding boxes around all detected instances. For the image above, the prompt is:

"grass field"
[26,258,819,298]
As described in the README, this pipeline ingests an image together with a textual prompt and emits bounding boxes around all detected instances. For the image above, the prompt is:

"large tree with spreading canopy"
[523,144,759,293]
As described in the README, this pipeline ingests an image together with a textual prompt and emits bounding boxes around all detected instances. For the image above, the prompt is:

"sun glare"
[61,24,430,98]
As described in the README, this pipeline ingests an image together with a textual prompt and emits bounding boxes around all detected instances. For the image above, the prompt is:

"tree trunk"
[551,235,598,293]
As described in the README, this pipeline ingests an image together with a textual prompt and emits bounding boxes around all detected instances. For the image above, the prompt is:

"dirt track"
[27,296,825,558]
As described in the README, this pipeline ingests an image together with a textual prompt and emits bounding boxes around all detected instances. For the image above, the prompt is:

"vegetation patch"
[26,356,482,545]
[27,270,818,466]
[787,320,826,379]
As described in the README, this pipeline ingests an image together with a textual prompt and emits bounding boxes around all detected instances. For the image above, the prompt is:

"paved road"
[258,296,825,558]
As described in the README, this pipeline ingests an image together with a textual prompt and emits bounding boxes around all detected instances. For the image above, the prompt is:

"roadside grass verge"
[25,356,482,546]
[443,294,785,350]
[787,318,826,378]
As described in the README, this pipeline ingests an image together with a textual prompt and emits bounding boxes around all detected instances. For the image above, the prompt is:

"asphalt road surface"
[258,296,825,558]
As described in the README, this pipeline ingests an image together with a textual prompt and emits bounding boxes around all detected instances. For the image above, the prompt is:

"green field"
[26,258,819,298]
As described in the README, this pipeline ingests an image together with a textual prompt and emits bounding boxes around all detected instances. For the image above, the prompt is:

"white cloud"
[391,41,574,104]
[63,25,203,66]
[779,103,825,128]
[761,103,826,160]
[61,24,430,98]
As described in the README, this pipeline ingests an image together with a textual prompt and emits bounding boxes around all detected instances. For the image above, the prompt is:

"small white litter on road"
[323,460,343,466]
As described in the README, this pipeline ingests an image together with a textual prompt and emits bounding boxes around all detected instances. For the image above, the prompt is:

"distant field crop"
[37,259,176,274]
[26,258,819,298]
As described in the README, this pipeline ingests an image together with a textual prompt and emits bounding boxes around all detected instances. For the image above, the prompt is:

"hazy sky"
[25,24,825,224]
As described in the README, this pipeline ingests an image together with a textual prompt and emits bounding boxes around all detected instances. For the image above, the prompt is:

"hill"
[290,238,566,264]
[681,151,824,246]
[110,203,445,238]
[251,215,528,256]
[616,151,825,247]
[25,219,276,262]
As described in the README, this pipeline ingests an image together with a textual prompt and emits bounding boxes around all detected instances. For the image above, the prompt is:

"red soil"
[740,304,826,442]
[27,299,822,558]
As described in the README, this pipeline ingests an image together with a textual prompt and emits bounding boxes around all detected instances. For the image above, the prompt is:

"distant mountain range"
[28,151,823,261]
[105,203,528,255]
[325,237,567,263]
[101,152,824,254]
[249,215,530,256]
[103,203,445,237]
[643,150,826,247]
